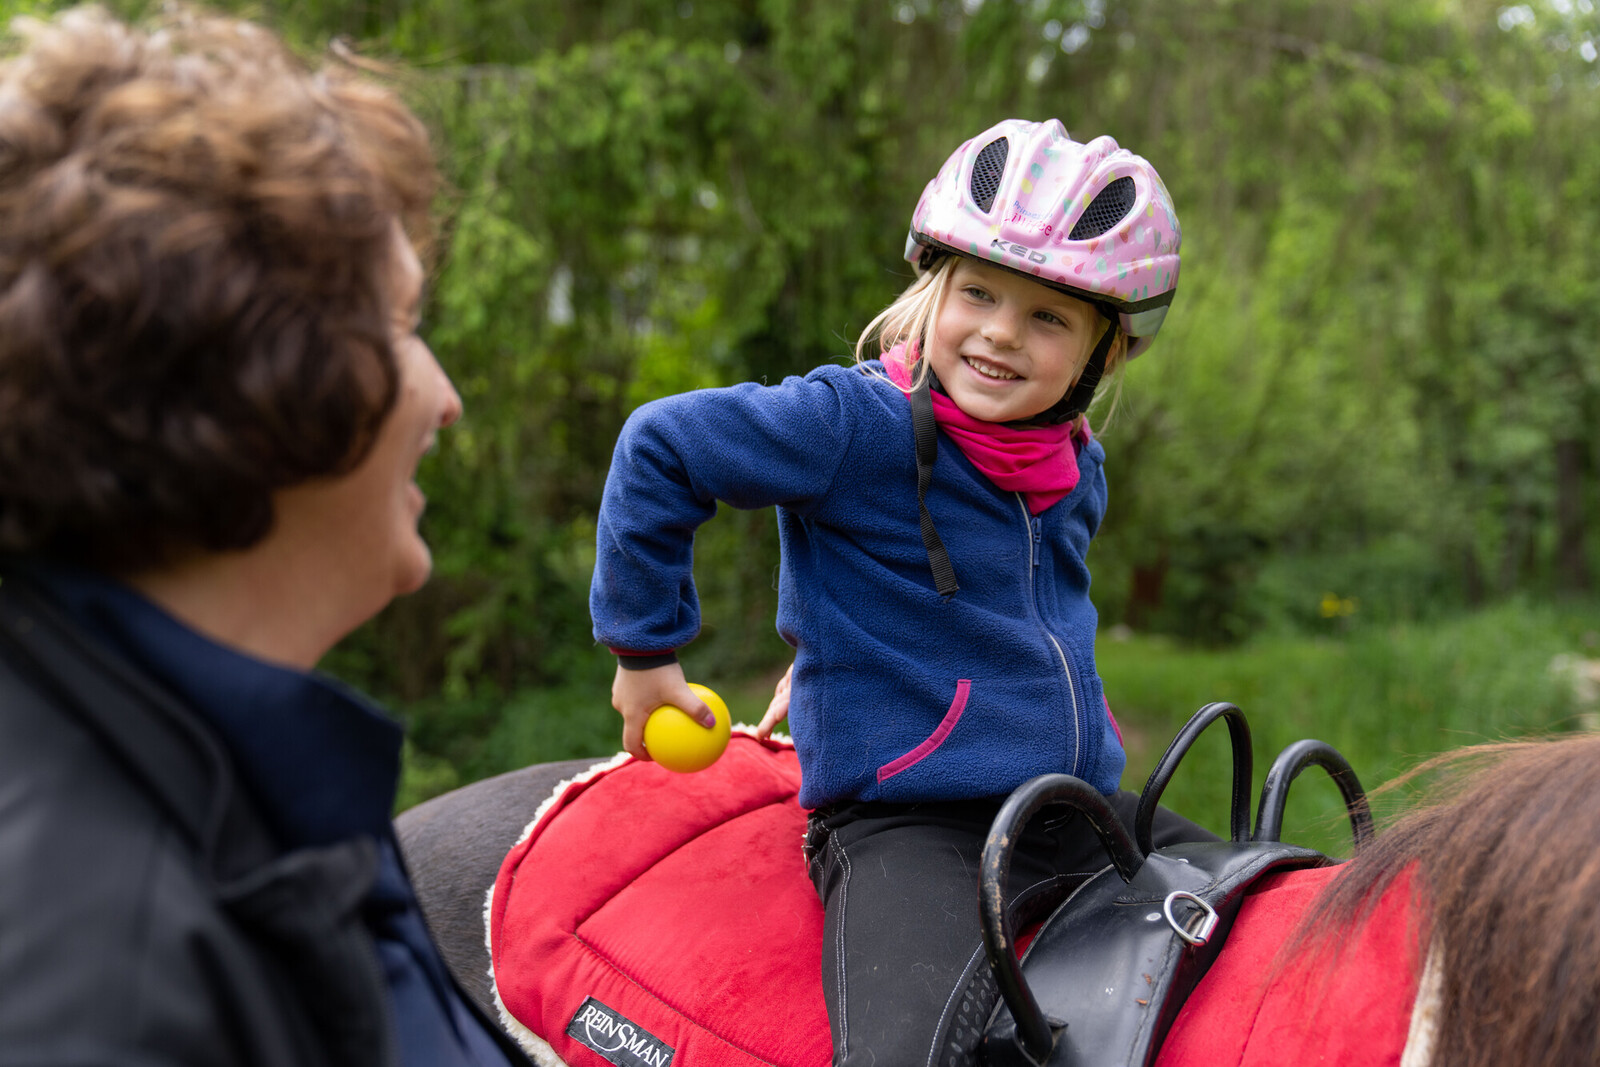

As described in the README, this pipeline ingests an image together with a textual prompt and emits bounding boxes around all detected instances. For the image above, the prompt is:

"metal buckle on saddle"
[1161,891,1219,947]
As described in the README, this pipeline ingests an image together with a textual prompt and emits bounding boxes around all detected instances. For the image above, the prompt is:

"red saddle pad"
[488,734,831,1067]
[487,735,1425,1067]
[1154,864,1424,1067]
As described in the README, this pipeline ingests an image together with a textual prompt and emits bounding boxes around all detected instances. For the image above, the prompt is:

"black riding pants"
[803,791,1213,1067]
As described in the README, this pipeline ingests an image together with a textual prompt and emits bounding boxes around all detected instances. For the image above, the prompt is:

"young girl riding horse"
[590,118,1207,1067]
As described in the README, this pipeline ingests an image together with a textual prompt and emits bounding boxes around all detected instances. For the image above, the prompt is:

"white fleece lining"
[1399,939,1443,1067]
[483,727,792,1063]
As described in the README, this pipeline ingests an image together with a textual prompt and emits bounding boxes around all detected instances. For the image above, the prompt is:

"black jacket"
[0,573,530,1066]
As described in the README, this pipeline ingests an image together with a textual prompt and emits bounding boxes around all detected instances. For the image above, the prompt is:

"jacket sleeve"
[589,367,860,655]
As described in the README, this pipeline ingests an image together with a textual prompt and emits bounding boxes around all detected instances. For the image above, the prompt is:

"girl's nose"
[981,306,1024,348]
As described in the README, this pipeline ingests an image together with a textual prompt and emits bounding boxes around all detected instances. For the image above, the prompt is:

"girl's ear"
[1103,321,1128,368]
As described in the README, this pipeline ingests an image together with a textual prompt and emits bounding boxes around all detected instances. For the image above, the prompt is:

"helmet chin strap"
[910,366,959,599]
[1019,315,1118,427]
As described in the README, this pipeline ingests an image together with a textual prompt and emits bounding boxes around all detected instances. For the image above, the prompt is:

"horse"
[398,755,597,1018]
[396,717,1600,1067]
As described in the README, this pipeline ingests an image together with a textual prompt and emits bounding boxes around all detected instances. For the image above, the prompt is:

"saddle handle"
[980,774,1143,1066]
[1252,738,1375,847]
[1134,702,1254,852]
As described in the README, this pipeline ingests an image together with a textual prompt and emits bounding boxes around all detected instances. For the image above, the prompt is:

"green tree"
[8,0,1597,777]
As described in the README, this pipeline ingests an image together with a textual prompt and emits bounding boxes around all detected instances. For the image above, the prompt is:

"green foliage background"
[9,0,1600,829]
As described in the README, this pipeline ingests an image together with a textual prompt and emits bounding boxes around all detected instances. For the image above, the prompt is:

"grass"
[395,599,1600,857]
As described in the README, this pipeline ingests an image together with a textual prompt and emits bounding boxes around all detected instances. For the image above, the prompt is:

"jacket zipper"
[1021,497,1081,775]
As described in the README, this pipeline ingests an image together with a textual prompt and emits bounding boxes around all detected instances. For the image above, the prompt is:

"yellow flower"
[1321,593,1357,618]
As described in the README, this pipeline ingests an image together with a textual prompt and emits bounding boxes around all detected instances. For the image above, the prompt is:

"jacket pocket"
[875,679,971,784]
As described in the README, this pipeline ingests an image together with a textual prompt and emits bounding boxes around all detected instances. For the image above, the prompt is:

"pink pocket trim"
[1105,695,1124,745]
[877,679,971,784]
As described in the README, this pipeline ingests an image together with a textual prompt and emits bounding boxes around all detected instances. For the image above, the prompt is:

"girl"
[591,118,1201,1067]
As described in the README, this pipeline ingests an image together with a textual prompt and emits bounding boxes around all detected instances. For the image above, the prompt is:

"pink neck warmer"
[883,346,1087,515]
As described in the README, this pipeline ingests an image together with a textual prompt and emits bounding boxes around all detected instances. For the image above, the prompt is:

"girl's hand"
[755,663,793,740]
[611,661,714,761]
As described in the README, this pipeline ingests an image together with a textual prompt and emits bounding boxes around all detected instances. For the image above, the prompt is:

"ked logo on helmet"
[565,997,675,1067]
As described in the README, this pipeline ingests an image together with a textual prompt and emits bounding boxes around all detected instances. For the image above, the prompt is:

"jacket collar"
[0,569,266,872]
[6,560,403,850]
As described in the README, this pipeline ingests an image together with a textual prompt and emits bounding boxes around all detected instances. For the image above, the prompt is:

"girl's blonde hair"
[851,255,1129,431]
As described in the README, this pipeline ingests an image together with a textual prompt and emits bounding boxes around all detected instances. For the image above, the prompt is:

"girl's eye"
[1035,310,1065,327]
[962,285,992,302]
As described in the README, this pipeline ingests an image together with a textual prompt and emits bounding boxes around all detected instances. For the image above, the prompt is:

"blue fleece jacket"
[591,360,1126,809]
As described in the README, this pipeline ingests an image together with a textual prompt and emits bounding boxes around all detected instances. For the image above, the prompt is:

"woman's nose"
[431,351,464,429]
[440,380,463,429]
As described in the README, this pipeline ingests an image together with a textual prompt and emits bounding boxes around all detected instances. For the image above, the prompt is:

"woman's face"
[274,222,462,621]
[359,224,463,598]
[926,258,1103,424]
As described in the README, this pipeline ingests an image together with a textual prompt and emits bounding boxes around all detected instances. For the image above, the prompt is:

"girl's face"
[926,258,1104,424]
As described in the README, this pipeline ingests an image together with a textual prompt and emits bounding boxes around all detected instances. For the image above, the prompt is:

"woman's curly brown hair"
[0,5,440,572]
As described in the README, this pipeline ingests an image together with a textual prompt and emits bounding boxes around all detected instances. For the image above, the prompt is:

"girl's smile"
[927,259,1105,424]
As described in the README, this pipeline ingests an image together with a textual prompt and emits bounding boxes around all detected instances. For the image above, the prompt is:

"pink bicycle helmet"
[905,118,1181,363]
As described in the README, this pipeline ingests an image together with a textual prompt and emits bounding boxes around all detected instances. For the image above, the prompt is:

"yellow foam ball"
[643,683,731,773]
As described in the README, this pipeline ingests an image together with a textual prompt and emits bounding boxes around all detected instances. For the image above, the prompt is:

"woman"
[0,7,529,1065]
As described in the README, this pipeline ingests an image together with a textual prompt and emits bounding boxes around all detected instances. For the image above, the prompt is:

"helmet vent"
[1069,176,1137,240]
[969,137,1009,213]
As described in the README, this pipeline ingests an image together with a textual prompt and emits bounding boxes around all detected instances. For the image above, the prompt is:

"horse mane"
[1299,734,1600,1067]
